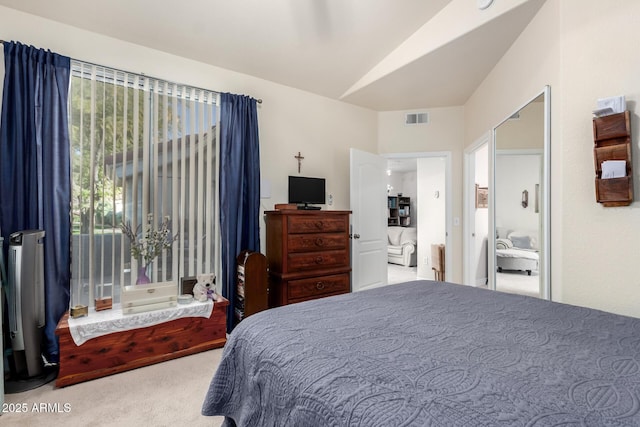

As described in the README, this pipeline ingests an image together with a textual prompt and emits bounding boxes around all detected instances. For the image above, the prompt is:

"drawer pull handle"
[314,221,324,229]
[147,289,155,294]
[316,282,325,290]
[315,237,325,246]
[314,256,324,264]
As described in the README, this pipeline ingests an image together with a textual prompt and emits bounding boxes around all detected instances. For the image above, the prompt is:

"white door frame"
[383,151,452,282]
[463,133,490,287]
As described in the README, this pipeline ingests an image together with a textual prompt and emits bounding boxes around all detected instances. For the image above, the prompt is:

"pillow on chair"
[509,235,532,249]
[508,230,538,250]
[387,227,403,246]
[496,238,513,250]
[400,227,417,245]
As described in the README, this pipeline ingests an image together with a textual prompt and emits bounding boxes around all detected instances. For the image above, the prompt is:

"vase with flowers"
[120,214,178,285]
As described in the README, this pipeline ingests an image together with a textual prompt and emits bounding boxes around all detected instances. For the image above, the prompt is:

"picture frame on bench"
[180,276,198,295]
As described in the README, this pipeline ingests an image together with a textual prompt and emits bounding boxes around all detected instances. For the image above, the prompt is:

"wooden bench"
[55,296,228,387]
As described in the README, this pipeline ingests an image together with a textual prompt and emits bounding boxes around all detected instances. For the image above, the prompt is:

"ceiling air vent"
[405,112,429,125]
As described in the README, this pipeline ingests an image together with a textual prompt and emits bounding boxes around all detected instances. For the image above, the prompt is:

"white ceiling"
[0,0,545,111]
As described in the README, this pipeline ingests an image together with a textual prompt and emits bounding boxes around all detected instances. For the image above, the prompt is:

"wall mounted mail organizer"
[593,110,633,206]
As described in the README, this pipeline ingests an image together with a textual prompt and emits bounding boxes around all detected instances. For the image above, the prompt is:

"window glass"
[69,62,217,307]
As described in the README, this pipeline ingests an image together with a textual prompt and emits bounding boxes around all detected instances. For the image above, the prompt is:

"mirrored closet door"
[490,86,550,299]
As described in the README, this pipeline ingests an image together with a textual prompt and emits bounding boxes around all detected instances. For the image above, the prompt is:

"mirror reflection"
[494,93,546,298]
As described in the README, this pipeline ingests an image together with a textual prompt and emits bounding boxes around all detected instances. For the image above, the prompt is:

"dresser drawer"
[287,233,347,253]
[266,210,351,307]
[288,273,350,300]
[287,216,347,234]
[287,250,349,272]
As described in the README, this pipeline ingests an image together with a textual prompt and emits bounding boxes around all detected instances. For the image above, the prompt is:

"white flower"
[120,216,178,266]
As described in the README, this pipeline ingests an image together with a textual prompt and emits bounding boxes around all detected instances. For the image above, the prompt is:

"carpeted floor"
[2,348,225,426]
[496,270,540,297]
[387,263,418,284]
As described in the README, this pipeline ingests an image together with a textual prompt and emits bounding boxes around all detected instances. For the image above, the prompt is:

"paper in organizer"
[601,160,626,179]
[593,96,625,117]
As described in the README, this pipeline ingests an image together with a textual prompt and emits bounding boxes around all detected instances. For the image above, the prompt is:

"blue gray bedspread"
[202,280,640,426]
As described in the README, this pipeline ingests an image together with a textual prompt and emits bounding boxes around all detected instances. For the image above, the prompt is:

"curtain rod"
[0,39,263,104]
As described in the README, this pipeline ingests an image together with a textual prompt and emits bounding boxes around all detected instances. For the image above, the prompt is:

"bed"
[496,230,539,275]
[202,280,640,426]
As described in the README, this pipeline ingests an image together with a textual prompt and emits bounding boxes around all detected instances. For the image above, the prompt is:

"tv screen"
[288,176,326,206]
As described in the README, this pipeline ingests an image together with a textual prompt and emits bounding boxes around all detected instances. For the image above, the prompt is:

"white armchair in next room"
[387,226,417,267]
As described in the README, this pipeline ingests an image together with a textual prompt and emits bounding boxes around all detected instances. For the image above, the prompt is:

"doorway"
[384,152,451,285]
[386,157,418,284]
[463,134,490,287]
[349,149,452,291]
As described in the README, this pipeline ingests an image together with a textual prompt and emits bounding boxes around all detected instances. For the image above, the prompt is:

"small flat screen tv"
[288,176,325,209]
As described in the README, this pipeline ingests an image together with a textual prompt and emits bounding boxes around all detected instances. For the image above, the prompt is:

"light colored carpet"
[496,270,540,298]
[387,263,417,284]
[2,349,225,426]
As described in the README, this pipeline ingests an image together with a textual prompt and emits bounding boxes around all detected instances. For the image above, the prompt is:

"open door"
[350,149,388,292]
[464,136,490,287]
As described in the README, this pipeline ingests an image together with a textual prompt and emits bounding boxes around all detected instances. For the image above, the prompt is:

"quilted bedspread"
[202,280,640,426]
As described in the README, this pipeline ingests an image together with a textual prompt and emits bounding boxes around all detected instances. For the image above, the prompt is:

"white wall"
[387,170,417,227]
[6,1,640,318]
[495,153,541,236]
[556,0,640,316]
[378,106,464,282]
[417,157,446,279]
[466,0,640,318]
[494,99,544,236]
[401,171,418,227]
[387,173,404,197]
[495,101,545,150]
[0,5,378,257]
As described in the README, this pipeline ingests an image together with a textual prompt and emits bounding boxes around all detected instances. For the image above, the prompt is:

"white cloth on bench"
[67,300,213,345]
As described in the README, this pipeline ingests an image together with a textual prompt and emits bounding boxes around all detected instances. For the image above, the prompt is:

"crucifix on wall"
[294,152,304,173]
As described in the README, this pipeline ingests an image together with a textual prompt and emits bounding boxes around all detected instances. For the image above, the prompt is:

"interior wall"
[495,101,545,149]
[387,173,404,197]
[464,2,560,148]
[416,157,446,279]
[402,171,418,227]
[0,6,378,257]
[557,0,640,316]
[7,1,640,317]
[495,153,541,235]
[465,0,560,299]
[387,170,417,227]
[466,0,640,318]
[378,106,464,282]
[494,100,544,238]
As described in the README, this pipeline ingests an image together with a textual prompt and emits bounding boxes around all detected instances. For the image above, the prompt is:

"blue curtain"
[219,93,260,331]
[0,41,71,362]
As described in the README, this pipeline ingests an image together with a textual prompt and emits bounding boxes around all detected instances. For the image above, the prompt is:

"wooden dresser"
[265,210,351,306]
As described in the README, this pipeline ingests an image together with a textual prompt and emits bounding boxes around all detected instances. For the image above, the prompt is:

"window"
[69,61,218,307]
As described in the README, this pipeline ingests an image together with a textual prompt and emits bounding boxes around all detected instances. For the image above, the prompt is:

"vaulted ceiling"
[0,0,546,111]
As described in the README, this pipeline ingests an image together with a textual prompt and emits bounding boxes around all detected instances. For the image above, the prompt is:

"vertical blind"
[69,60,218,306]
